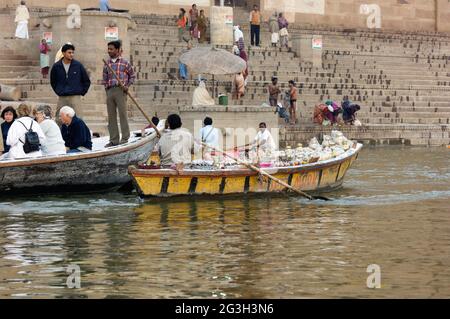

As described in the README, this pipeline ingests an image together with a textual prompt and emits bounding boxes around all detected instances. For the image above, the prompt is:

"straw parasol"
[179,46,247,97]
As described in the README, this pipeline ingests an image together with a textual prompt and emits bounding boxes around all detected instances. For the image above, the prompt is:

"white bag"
[279,28,289,37]
[271,32,279,43]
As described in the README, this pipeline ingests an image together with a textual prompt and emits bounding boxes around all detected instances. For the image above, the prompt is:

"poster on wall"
[225,15,233,25]
[265,0,325,15]
[105,27,119,41]
[312,37,322,49]
[43,32,53,45]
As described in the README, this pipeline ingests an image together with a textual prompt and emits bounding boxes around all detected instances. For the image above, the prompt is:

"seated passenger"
[1,106,18,154]
[6,103,46,159]
[59,106,92,153]
[34,105,66,156]
[158,114,194,169]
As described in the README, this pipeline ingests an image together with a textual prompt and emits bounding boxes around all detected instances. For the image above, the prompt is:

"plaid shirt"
[102,56,135,89]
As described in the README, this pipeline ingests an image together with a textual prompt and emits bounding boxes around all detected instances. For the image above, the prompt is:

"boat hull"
[129,144,362,199]
[0,135,157,195]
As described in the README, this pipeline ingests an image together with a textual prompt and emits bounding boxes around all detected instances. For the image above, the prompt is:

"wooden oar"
[102,59,161,137]
[202,142,331,201]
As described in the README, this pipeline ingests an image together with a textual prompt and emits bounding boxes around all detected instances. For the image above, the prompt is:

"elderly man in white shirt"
[6,104,46,160]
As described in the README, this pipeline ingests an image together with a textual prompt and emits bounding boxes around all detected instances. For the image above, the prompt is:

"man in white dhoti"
[15,1,30,39]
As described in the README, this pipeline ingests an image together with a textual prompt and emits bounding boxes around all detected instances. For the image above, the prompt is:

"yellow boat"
[129,143,363,198]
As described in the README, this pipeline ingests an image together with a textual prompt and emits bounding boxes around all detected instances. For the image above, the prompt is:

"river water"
[0,146,448,298]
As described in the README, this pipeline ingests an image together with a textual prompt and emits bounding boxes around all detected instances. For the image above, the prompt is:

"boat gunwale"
[129,143,363,178]
[0,133,158,168]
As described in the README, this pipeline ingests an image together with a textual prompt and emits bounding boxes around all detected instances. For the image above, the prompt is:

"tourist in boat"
[199,116,220,154]
[197,10,207,44]
[192,80,214,106]
[1,106,18,154]
[39,38,51,79]
[189,4,199,40]
[233,72,245,101]
[142,116,163,136]
[268,76,281,106]
[103,40,136,147]
[6,104,46,160]
[288,80,298,125]
[50,43,91,125]
[278,13,289,50]
[158,114,194,169]
[34,105,66,156]
[269,12,279,47]
[14,1,29,39]
[99,0,111,12]
[59,106,92,153]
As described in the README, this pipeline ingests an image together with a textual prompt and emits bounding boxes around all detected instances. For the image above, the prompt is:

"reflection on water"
[0,146,449,298]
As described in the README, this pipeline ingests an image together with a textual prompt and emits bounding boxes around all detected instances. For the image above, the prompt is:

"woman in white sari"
[15,1,30,39]
[192,81,215,106]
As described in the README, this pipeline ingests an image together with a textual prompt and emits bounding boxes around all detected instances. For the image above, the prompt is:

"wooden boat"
[129,143,363,198]
[0,132,158,195]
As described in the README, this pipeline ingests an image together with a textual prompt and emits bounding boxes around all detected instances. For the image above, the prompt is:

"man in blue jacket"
[50,43,91,125]
[59,106,92,153]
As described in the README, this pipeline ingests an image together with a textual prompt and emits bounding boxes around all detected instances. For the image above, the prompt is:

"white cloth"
[159,128,194,166]
[192,81,215,106]
[39,119,66,156]
[271,33,279,44]
[234,26,244,43]
[6,117,46,160]
[254,129,276,153]
[15,21,29,39]
[15,5,29,23]
[200,125,219,149]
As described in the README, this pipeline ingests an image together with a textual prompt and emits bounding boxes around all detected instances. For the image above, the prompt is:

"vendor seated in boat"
[199,116,220,160]
[158,114,194,170]
[240,122,277,162]
[59,106,92,153]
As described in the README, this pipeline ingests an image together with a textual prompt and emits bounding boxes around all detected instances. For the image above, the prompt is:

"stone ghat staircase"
[127,19,450,145]
[1,9,449,145]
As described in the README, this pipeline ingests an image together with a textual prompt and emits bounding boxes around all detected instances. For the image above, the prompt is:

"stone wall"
[262,0,450,33]
[2,0,449,32]
[1,0,214,15]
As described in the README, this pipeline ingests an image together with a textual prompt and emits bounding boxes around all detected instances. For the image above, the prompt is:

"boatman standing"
[102,40,136,147]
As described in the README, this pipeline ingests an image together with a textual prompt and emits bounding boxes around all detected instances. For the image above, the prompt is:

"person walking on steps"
[249,5,262,47]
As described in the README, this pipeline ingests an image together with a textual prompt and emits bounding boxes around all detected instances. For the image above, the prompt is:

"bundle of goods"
[274,131,354,166]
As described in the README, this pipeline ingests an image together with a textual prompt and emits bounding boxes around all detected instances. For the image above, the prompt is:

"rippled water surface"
[0,146,449,298]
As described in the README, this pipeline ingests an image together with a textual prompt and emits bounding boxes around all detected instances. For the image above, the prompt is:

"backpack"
[19,120,41,154]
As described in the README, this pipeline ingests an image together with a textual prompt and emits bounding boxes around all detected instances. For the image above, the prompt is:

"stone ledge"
[178,105,276,113]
